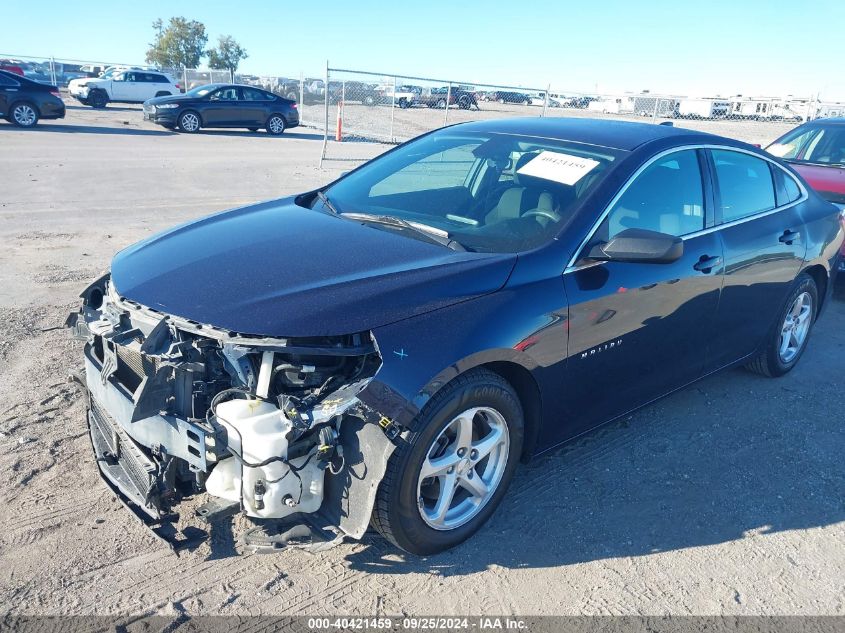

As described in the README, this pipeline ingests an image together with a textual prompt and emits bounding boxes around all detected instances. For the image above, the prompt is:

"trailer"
[677,98,730,119]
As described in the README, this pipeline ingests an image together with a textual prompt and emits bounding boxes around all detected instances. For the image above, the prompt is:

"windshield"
[186,85,216,97]
[321,130,621,253]
[767,125,845,166]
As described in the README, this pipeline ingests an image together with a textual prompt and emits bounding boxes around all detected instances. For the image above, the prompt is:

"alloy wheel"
[778,291,813,363]
[268,116,285,134]
[417,406,510,531]
[180,112,199,132]
[12,104,37,127]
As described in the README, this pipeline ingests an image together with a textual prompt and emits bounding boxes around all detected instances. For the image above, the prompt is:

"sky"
[4,0,844,100]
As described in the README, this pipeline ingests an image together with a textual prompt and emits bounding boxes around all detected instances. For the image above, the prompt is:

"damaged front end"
[67,273,396,551]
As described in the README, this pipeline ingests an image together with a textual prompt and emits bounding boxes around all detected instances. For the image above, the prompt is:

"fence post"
[542,83,550,117]
[299,71,304,116]
[389,75,397,143]
[444,81,452,126]
[49,57,56,86]
[651,97,660,123]
[183,68,187,92]
[319,60,329,168]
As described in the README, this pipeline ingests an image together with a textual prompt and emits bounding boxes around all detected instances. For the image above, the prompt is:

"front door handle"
[779,229,800,245]
[693,255,722,273]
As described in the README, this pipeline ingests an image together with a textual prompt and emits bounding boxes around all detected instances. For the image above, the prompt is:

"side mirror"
[588,228,683,264]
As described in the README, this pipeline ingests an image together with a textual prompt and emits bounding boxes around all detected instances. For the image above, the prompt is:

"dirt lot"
[0,102,843,617]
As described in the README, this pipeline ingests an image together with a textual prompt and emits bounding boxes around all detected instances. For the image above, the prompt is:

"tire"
[458,95,470,110]
[9,101,39,128]
[285,92,298,102]
[266,114,286,135]
[745,273,818,377]
[371,368,524,555]
[88,89,108,109]
[363,94,376,107]
[436,98,446,109]
[178,110,201,133]
[398,98,410,109]
[498,97,505,104]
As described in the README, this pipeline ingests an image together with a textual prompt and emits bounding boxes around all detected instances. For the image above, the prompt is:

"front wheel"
[371,369,523,555]
[89,90,108,109]
[10,102,39,128]
[178,111,201,133]
[746,273,818,377]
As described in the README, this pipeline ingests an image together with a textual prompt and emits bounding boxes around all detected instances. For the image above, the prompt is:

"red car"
[767,119,845,273]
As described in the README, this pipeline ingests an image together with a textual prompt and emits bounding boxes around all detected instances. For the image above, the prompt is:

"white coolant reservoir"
[205,398,325,519]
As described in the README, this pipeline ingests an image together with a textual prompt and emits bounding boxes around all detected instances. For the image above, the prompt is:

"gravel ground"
[0,102,843,618]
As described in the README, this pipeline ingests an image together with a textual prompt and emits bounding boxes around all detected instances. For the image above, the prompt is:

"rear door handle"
[779,229,800,244]
[693,255,722,273]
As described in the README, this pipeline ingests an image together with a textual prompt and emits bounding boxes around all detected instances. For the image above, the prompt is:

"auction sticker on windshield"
[516,151,600,185]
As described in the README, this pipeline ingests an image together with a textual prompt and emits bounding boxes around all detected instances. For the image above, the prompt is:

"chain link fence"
[6,53,845,165]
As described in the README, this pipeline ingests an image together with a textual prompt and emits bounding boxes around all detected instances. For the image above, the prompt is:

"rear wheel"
[398,98,410,109]
[266,114,286,135]
[10,102,39,128]
[371,369,523,555]
[436,98,446,109]
[746,273,818,377]
[178,111,201,133]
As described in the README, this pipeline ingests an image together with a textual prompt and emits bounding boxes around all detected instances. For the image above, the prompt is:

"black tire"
[371,368,524,555]
[458,95,470,110]
[363,94,376,107]
[266,114,286,135]
[436,98,447,109]
[9,101,39,128]
[177,110,201,133]
[398,98,410,109]
[88,89,108,109]
[745,273,819,377]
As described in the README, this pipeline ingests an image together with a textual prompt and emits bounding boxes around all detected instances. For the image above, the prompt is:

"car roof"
[452,117,722,151]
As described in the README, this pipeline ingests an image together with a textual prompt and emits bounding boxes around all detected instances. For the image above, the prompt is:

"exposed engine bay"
[67,273,396,551]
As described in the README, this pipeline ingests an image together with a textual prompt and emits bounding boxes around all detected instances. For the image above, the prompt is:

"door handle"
[779,229,800,245]
[693,255,722,273]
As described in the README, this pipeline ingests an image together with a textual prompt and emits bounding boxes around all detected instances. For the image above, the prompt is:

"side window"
[243,87,271,101]
[148,74,165,83]
[774,169,802,206]
[210,87,239,101]
[712,150,776,222]
[600,149,704,240]
[124,72,137,82]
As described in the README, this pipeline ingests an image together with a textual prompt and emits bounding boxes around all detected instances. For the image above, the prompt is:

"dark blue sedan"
[69,118,843,555]
[143,83,299,134]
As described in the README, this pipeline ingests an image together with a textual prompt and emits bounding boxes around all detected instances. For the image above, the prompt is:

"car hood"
[145,94,193,106]
[789,162,845,203]
[110,198,517,337]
